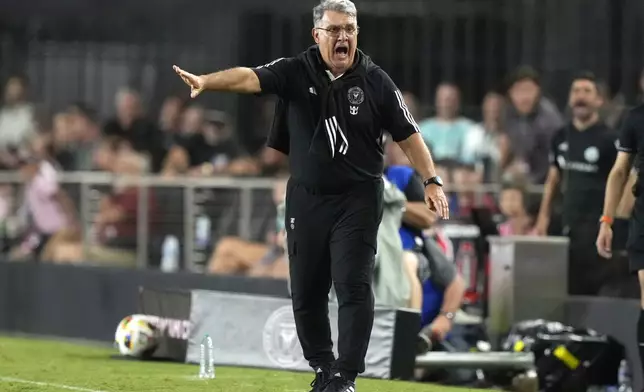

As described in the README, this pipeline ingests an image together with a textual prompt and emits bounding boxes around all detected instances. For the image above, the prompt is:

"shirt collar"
[326,70,344,81]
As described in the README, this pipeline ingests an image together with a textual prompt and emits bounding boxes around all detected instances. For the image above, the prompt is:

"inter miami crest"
[348,86,364,115]
[347,86,364,105]
[262,306,305,367]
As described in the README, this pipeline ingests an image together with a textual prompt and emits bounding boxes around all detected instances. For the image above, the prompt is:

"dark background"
[1,0,642,149]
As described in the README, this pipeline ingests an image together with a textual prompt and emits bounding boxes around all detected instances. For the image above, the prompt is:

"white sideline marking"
[0,376,109,392]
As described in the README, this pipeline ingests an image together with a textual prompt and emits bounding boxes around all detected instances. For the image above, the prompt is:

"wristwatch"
[423,176,444,188]
[439,311,455,321]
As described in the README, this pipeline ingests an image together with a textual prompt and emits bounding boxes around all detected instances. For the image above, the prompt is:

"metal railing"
[0,171,545,271]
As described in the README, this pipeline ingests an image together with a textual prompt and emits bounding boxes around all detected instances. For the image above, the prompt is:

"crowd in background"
[0,64,640,275]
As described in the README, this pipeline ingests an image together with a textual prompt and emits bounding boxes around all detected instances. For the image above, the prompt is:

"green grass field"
[0,335,492,392]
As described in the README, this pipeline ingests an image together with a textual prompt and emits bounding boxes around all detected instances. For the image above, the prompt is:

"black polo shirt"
[549,121,617,225]
[617,105,644,251]
[618,105,644,176]
[252,49,419,191]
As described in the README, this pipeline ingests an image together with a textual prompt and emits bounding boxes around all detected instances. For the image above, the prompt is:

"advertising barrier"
[139,287,420,380]
[138,289,193,362]
[1,262,642,389]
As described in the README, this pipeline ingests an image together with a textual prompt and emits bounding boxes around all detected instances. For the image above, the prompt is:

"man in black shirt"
[173,1,448,391]
[535,72,617,295]
[103,88,167,172]
[598,104,644,379]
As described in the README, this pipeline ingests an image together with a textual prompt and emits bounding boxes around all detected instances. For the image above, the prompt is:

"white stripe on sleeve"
[394,89,420,133]
[256,57,285,69]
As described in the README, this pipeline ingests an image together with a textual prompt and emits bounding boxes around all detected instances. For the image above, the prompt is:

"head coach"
[173,1,448,391]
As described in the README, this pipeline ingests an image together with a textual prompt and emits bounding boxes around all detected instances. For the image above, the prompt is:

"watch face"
[434,176,443,186]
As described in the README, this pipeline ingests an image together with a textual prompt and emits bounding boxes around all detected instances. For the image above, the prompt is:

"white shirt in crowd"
[0,103,37,148]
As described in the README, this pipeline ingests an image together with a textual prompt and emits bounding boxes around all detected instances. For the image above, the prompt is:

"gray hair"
[115,87,140,106]
[312,0,357,27]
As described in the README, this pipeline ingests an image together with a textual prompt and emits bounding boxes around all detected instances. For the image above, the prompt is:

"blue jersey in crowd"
[384,165,444,327]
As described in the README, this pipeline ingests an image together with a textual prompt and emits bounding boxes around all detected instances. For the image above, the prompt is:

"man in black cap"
[173,1,448,391]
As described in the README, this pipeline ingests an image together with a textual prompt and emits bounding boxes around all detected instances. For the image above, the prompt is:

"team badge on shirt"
[348,86,364,116]
[347,86,365,105]
[584,146,599,163]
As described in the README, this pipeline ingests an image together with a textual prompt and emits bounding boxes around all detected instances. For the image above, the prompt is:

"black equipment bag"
[501,319,625,392]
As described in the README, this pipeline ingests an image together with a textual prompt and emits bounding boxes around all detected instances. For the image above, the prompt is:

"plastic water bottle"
[199,334,215,379]
[617,359,632,392]
[160,235,179,272]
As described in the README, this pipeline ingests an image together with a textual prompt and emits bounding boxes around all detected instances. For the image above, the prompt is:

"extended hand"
[425,184,449,219]
[173,65,205,98]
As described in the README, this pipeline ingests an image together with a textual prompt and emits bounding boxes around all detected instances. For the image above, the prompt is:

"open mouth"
[334,45,349,59]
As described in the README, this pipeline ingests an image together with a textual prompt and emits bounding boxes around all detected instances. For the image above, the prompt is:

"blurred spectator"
[384,139,437,310]
[103,88,165,172]
[9,134,76,260]
[503,66,564,183]
[498,180,537,236]
[50,112,75,170]
[385,138,438,249]
[597,81,627,130]
[418,83,478,165]
[463,92,507,182]
[451,165,496,217]
[158,95,183,138]
[162,108,241,177]
[61,103,102,171]
[0,76,37,151]
[92,136,132,172]
[371,176,413,309]
[383,139,466,328]
[207,178,287,278]
[43,150,157,266]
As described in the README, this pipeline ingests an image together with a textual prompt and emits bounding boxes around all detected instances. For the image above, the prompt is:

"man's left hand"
[425,184,450,219]
[428,314,452,341]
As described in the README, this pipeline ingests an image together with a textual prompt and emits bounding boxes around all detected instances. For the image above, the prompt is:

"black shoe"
[309,367,330,392]
[321,373,356,392]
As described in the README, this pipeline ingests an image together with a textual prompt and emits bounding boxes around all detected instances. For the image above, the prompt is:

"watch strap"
[423,176,442,187]
[440,311,455,321]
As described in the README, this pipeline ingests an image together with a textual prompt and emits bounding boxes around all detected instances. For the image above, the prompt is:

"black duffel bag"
[500,319,625,392]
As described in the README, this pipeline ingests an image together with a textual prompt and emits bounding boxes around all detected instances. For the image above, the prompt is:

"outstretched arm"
[173,66,260,96]
[173,57,297,98]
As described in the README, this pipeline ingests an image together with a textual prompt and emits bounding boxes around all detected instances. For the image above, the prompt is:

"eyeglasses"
[316,25,359,37]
